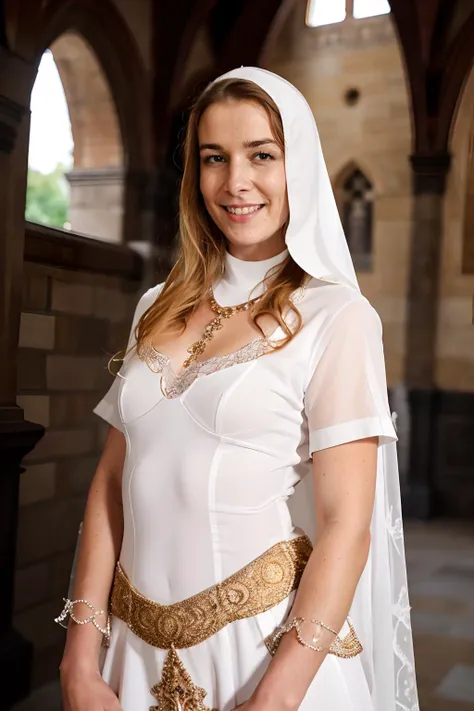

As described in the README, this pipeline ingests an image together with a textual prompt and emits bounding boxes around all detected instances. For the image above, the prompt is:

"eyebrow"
[199,139,278,151]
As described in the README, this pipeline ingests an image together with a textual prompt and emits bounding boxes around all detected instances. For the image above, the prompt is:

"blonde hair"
[134,78,307,352]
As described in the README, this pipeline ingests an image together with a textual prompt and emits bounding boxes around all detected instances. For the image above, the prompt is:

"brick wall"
[14,254,143,688]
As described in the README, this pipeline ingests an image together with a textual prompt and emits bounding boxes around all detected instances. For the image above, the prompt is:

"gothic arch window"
[337,166,374,271]
[306,0,345,27]
[353,0,391,19]
[27,36,125,243]
[306,0,390,27]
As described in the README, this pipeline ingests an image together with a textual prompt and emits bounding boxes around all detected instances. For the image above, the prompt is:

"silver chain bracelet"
[54,598,111,647]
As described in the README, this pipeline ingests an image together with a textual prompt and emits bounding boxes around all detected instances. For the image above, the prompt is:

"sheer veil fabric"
[214,67,419,711]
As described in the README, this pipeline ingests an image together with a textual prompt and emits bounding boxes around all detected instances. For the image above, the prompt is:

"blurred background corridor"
[1,1,473,709]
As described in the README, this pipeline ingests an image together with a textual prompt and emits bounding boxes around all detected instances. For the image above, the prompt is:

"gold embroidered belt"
[109,535,359,711]
[110,535,312,649]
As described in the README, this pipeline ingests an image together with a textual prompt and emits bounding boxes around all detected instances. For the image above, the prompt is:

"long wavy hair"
[134,78,308,353]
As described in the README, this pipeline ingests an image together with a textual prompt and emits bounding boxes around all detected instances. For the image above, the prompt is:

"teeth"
[226,205,262,215]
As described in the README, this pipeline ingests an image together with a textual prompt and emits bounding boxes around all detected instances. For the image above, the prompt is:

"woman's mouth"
[222,204,265,222]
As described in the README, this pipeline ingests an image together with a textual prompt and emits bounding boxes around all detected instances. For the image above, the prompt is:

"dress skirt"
[101,604,374,711]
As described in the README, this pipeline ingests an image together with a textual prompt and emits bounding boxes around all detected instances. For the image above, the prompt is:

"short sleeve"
[93,285,161,432]
[304,298,397,454]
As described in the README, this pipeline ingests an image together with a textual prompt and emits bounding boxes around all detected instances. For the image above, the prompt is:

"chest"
[147,302,276,375]
[118,334,307,444]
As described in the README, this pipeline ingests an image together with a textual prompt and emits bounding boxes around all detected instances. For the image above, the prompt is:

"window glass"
[353,0,391,19]
[306,0,346,28]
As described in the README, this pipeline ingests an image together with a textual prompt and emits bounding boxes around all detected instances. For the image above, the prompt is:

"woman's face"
[198,100,289,260]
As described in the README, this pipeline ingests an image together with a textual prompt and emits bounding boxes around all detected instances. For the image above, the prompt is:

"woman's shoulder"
[133,281,165,319]
[300,278,382,335]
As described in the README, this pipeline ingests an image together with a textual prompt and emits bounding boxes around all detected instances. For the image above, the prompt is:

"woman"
[56,67,418,711]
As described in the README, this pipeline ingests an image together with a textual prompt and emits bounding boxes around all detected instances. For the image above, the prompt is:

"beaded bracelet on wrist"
[54,598,111,648]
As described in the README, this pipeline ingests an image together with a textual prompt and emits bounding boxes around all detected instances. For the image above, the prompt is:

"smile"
[224,205,264,215]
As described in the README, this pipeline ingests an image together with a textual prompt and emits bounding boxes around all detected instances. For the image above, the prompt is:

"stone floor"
[11,520,474,711]
[405,520,474,710]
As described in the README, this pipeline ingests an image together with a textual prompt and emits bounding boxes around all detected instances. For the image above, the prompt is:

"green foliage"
[25,163,70,228]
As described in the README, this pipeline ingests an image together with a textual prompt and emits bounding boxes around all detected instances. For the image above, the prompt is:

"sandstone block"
[14,561,51,612]
[56,456,98,495]
[17,349,47,390]
[16,498,85,566]
[14,599,65,650]
[51,280,94,315]
[19,312,55,350]
[22,273,49,311]
[55,315,109,355]
[17,394,50,427]
[24,428,94,462]
[19,462,56,506]
[31,644,64,690]
[50,551,76,600]
[46,355,104,390]
[92,286,130,323]
[50,393,99,427]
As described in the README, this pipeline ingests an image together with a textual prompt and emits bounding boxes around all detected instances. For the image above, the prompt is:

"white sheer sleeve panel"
[304,298,397,454]
[93,285,162,431]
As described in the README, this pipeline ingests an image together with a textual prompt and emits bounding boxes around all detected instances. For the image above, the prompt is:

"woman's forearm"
[59,453,124,675]
[254,522,370,711]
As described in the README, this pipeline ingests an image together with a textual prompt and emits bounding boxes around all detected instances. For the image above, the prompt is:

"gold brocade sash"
[109,536,360,711]
[110,535,312,649]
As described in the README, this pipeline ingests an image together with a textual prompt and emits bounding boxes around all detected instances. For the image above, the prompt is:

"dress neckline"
[136,248,304,398]
[213,248,289,307]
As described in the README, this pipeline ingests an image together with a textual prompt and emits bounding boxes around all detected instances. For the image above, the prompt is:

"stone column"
[0,47,44,708]
[403,154,451,518]
[140,163,180,283]
[66,166,124,242]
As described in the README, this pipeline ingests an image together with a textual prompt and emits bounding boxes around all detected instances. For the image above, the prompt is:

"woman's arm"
[251,436,378,711]
[59,426,126,676]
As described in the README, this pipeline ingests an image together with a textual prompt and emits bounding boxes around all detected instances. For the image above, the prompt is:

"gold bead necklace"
[182,288,259,369]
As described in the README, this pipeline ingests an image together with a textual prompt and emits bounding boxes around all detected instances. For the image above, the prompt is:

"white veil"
[214,67,419,711]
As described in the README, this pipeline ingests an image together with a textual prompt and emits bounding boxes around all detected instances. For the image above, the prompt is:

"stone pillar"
[403,154,451,518]
[0,47,44,708]
[66,166,124,242]
[142,163,180,282]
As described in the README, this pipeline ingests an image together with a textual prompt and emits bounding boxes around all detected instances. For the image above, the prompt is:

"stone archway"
[48,33,124,242]
[40,0,153,246]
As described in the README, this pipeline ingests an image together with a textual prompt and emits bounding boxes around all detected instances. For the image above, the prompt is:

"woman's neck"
[213,248,289,307]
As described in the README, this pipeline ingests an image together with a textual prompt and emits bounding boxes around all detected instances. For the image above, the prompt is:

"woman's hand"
[60,666,123,711]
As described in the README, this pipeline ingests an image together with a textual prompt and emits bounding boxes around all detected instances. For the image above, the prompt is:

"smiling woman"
[198,101,289,258]
[56,68,417,711]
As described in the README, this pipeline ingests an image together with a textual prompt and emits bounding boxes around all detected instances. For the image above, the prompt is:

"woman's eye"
[254,152,275,161]
[203,155,225,164]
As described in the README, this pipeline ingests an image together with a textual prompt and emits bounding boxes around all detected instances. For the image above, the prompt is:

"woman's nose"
[225,158,252,195]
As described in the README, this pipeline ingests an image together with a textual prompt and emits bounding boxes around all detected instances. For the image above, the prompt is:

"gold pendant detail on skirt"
[150,646,216,711]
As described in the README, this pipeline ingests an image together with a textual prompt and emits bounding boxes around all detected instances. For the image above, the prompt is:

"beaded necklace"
[182,288,259,369]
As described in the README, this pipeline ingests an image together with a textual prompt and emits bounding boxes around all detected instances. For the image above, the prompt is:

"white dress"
[94,251,399,711]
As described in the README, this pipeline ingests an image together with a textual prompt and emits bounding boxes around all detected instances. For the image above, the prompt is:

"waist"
[110,534,312,650]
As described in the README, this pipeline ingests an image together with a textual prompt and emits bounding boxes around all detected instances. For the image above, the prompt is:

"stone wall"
[112,0,152,71]
[13,225,144,687]
[262,3,413,386]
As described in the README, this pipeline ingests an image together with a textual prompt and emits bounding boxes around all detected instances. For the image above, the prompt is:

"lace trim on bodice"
[135,286,306,399]
[137,338,274,399]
